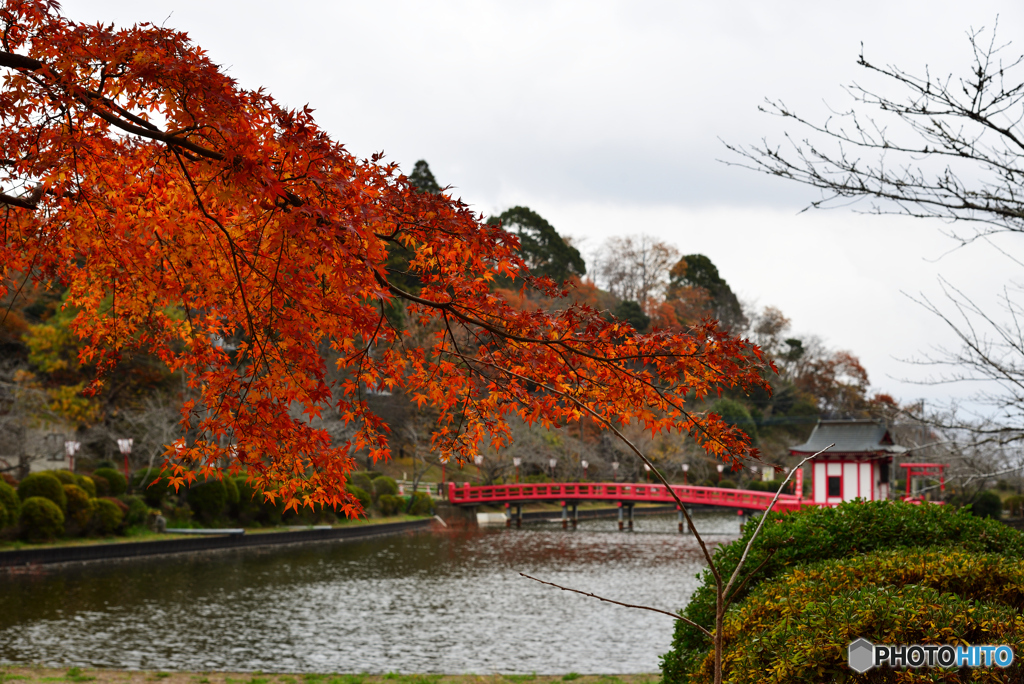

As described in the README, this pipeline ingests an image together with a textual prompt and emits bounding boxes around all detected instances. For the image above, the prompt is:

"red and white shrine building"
[790,419,906,505]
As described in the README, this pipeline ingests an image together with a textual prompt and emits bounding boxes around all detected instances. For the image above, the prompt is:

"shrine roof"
[790,419,908,456]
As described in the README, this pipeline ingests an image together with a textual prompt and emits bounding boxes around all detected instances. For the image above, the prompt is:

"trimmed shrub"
[662,500,1024,682]
[91,497,124,535]
[690,548,1024,683]
[63,484,93,528]
[716,478,736,489]
[346,485,372,512]
[48,469,77,485]
[120,495,149,527]
[223,476,239,506]
[0,481,20,524]
[1006,494,1024,518]
[131,469,169,507]
[350,472,375,496]
[92,467,127,496]
[91,474,110,497]
[373,476,399,498]
[406,491,433,516]
[75,475,97,497]
[971,490,1003,519]
[187,478,227,523]
[17,472,66,511]
[377,493,402,516]
[233,480,285,526]
[0,500,7,529]
[19,496,65,542]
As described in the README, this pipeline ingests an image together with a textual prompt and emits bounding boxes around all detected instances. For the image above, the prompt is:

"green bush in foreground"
[662,500,1024,682]
[131,469,169,507]
[406,492,433,516]
[92,467,127,496]
[691,548,1024,683]
[377,493,402,516]
[187,478,227,523]
[20,496,65,541]
[63,484,93,528]
[90,497,124,535]
[17,472,67,511]
[47,469,77,485]
[346,485,372,513]
[373,476,399,498]
[0,480,20,524]
[75,474,96,497]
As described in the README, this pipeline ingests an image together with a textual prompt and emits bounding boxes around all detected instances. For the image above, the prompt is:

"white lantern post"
[64,440,81,473]
[548,457,557,481]
[643,462,651,483]
[513,457,522,483]
[581,459,589,481]
[612,461,619,482]
[716,463,725,483]
[682,463,689,484]
[117,438,133,482]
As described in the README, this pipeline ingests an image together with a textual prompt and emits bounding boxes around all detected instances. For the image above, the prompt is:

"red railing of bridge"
[446,481,804,512]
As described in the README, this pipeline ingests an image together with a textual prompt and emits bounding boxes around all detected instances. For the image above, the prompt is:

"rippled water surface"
[0,511,739,674]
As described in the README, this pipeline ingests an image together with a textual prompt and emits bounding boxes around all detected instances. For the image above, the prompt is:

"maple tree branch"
[0,191,36,210]
[520,573,712,638]
[0,50,42,71]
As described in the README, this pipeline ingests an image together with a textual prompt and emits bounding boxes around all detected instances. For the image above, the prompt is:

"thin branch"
[519,573,712,638]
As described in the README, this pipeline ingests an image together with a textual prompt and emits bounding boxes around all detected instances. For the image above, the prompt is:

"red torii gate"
[900,462,948,498]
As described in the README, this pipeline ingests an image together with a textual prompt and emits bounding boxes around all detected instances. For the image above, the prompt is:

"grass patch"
[561,676,580,682]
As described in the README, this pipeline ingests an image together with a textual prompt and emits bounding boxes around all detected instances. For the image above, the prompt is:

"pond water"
[0,511,739,674]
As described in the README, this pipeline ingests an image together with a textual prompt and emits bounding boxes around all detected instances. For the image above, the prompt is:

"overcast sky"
[65,1,1024,413]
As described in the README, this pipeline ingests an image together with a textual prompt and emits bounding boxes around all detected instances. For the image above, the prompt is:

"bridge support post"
[571,503,578,530]
[516,504,522,529]
[627,503,634,531]
[505,503,511,528]
[561,501,568,530]
[617,502,624,531]
[677,505,688,534]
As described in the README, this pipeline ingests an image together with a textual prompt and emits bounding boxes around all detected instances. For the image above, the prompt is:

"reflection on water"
[0,511,738,674]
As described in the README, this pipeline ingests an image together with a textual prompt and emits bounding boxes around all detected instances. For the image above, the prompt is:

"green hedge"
[91,498,124,535]
[131,469,169,507]
[187,478,227,523]
[120,495,149,527]
[91,474,110,497]
[377,493,402,516]
[92,467,127,496]
[18,472,66,511]
[75,475,97,497]
[373,476,399,498]
[661,500,1024,682]
[0,500,8,529]
[63,484,93,528]
[970,490,1002,519]
[20,496,65,542]
[406,492,433,516]
[346,485,371,512]
[691,548,1024,682]
[0,481,19,524]
[47,469,77,485]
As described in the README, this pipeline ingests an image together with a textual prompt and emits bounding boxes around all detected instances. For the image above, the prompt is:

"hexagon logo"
[848,638,875,673]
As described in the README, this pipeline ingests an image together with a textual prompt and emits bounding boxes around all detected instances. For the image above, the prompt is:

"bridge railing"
[446,481,802,511]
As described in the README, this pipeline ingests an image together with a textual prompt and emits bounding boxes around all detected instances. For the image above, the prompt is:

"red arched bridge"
[445,481,803,530]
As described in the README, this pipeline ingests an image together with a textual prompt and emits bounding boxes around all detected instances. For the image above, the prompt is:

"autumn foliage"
[0,1,772,513]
